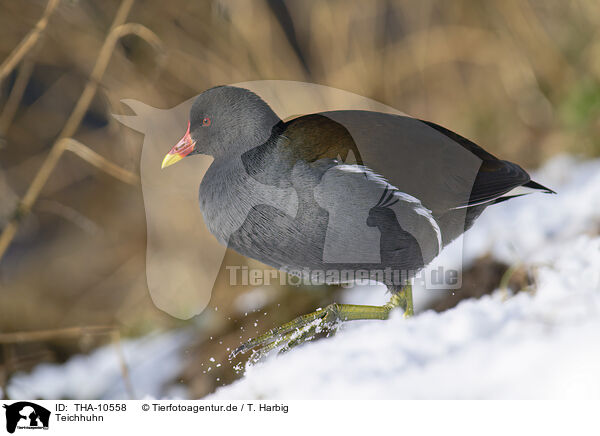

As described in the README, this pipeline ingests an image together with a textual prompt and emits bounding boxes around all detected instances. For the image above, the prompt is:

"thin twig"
[0,0,60,83]
[63,139,140,185]
[58,21,165,140]
[111,330,136,399]
[0,0,165,264]
[56,0,136,140]
[0,59,35,141]
[37,199,103,236]
[0,325,116,344]
[0,138,139,260]
[1,343,15,400]
[0,326,136,400]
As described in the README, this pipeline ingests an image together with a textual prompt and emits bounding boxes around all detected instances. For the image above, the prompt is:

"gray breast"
[199,157,298,246]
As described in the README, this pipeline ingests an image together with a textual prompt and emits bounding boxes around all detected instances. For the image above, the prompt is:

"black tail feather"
[523,180,556,194]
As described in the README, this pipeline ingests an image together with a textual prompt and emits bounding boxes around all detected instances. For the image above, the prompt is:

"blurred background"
[1,0,599,399]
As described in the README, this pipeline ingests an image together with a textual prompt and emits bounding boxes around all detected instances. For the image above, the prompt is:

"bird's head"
[161,86,280,168]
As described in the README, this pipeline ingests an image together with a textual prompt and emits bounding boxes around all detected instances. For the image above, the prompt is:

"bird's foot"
[229,285,413,362]
[229,304,342,362]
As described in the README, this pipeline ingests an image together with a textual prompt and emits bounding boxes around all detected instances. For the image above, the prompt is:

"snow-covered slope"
[210,155,600,399]
[5,331,191,400]
[5,155,599,400]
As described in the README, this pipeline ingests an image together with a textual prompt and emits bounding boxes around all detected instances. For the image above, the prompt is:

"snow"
[210,155,600,399]
[6,330,192,400]
[6,155,600,400]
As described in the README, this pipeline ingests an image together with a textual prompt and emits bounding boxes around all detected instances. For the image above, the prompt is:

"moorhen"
[161,85,554,358]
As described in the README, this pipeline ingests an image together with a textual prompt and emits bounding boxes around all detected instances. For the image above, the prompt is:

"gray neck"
[210,109,281,159]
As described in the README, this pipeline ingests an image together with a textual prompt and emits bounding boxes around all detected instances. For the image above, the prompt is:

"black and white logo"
[2,402,50,434]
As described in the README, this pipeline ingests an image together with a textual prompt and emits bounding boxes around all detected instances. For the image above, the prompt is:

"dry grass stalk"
[0,0,164,263]
[58,21,165,140]
[0,325,116,344]
[0,0,60,83]
[1,343,16,400]
[0,138,139,260]
[0,326,136,400]
[0,59,35,141]
[110,330,136,399]
[62,138,140,185]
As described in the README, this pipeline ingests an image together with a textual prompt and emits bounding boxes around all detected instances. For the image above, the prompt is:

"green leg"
[230,284,414,360]
[403,283,414,317]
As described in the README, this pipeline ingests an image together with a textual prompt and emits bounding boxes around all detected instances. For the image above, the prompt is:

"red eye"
[202,117,211,126]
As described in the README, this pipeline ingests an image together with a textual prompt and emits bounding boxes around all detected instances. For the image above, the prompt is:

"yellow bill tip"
[161,153,183,169]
